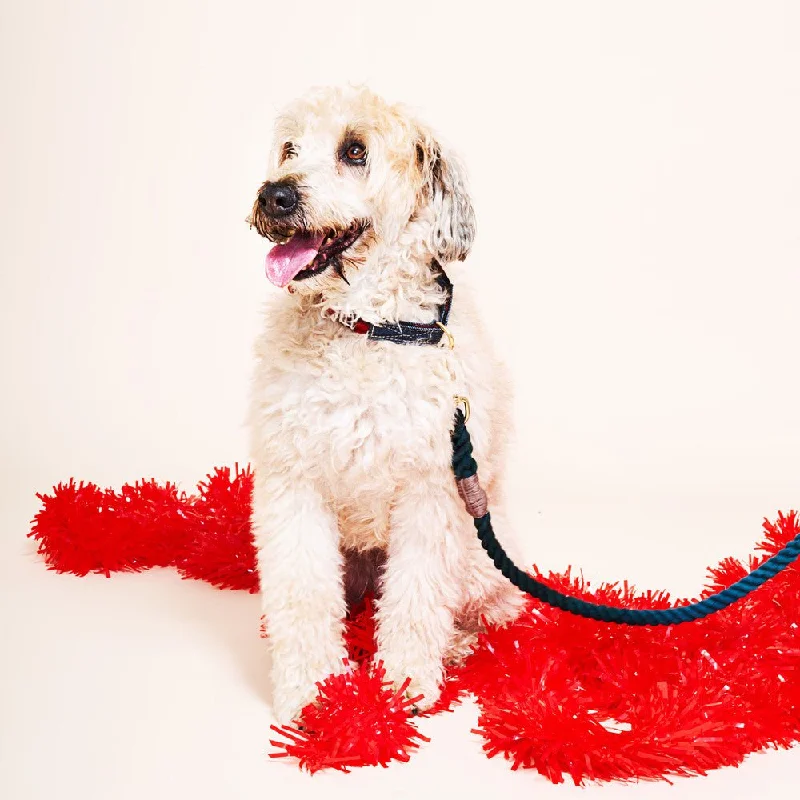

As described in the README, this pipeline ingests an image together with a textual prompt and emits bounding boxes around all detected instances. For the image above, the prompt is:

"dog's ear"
[416,128,476,263]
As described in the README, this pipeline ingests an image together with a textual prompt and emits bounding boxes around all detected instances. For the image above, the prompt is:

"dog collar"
[325,266,453,347]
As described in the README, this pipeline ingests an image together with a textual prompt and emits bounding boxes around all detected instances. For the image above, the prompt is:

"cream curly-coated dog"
[248,85,523,724]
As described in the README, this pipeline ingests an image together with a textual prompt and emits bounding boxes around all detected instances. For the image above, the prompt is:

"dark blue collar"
[327,265,453,346]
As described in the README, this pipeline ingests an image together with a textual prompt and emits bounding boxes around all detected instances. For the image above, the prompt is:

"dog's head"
[250,86,475,294]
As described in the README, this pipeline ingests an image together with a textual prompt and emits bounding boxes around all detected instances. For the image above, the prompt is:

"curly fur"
[248,85,523,723]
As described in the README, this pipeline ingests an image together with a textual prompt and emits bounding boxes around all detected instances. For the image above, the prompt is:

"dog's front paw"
[377,654,442,714]
[271,684,322,727]
[271,652,350,726]
[403,678,441,715]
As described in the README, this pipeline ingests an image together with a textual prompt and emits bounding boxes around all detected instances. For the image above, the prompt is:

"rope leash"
[451,409,800,625]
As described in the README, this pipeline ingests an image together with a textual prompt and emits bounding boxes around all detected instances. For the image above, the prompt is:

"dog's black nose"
[258,182,299,217]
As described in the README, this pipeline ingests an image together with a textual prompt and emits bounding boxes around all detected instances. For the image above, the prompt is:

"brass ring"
[454,395,471,422]
[436,322,455,349]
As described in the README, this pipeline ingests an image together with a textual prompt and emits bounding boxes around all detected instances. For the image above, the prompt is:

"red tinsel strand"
[269,661,429,773]
[176,465,258,592]
[29,478,191,576]
[343,597,378,664]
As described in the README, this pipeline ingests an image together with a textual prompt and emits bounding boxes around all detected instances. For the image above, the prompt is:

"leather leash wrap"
[456,474,488,518]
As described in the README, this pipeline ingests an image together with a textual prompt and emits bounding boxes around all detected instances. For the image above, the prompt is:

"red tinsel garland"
[270,661,429,773]
[176,466,259,592]
[29,470,800,783]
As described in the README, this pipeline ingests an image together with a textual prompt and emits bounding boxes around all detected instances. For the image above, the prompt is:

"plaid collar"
[325,265,453,346]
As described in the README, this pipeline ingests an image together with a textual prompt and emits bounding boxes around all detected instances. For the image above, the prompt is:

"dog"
[248,85,524,724]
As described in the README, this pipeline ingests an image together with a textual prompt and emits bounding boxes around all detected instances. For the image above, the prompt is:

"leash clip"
[454,395,470,422]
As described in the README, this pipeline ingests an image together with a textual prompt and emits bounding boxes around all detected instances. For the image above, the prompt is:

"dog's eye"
[342,141,367,165]
[280,142,296,163]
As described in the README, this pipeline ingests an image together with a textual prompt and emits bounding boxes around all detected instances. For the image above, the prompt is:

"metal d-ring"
[454,395,471,422]
[436,322,455,349]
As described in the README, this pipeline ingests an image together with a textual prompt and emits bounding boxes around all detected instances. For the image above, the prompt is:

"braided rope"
[451,410,800,626]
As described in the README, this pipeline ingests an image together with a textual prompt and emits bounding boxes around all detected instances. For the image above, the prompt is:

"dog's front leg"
[375,478,463,711]
[253,474,348,724]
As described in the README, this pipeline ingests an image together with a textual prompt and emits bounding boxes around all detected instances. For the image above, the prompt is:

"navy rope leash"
[452,409,800,626]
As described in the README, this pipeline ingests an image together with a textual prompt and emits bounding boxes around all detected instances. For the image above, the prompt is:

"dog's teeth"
[273,229,296,245]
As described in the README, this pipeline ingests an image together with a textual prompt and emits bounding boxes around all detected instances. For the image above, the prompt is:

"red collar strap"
[326,266,453,347]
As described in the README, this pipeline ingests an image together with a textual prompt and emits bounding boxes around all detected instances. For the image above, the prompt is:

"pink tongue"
[264,232,325,287]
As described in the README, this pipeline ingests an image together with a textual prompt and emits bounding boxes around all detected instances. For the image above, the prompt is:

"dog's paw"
[377,654,442,714]
[271,651,350,726]
[401,676,441,714]
[271,686,321,727]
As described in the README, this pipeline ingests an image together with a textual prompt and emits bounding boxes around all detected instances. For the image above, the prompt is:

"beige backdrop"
[2,1,799,798]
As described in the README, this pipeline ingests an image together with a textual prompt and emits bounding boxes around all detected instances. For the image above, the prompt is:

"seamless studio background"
[1,2,799,798]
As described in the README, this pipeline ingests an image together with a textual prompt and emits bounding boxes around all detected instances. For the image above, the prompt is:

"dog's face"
[250,86,475,294]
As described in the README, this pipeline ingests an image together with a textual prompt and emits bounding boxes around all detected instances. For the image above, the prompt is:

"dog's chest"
[255,331,457,499]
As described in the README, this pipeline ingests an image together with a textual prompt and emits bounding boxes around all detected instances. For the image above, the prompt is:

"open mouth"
[264,221,365,288]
